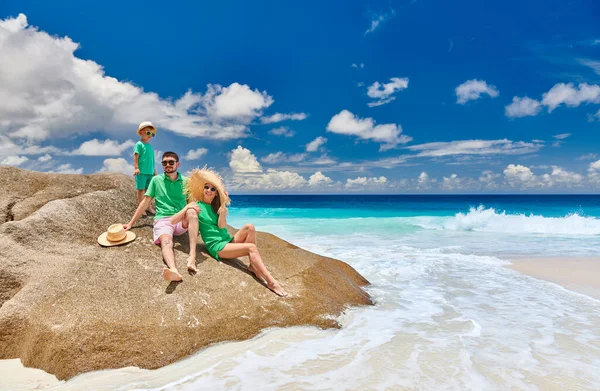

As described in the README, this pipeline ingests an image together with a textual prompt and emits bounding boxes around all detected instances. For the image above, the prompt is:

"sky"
[1,0,600,193]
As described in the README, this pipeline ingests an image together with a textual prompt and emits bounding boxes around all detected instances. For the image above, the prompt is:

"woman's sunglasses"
[161,160,177,166]
[204,185,217,192]
[145,131,155,137]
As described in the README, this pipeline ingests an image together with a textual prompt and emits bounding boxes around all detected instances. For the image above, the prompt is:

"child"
[133,121,157,215]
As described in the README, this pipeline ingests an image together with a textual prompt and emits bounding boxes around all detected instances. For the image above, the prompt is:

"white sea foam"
[415,206,600,235]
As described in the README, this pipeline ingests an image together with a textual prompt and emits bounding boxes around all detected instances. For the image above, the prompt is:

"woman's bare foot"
[147,207,156,215]
[187,257,197,273]
[268,281,288,297]
[162,267,183,282]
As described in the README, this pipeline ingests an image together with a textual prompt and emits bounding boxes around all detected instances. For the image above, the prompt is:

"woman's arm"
[217,205,228,229]
[170,203,200,225]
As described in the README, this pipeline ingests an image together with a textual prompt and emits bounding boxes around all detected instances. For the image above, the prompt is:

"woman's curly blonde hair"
[185,166,231,213]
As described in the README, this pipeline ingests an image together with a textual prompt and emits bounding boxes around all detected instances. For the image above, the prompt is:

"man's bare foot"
[268,281,288,297]
[187,257,197,273]
[162,267,183,282]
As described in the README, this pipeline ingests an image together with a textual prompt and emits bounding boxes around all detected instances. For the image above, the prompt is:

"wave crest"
[418,206,600,235]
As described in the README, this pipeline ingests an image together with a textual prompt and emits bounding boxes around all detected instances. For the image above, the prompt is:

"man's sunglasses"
[204,185,217,192]
[161,160,177,166]
[145,131,155,137]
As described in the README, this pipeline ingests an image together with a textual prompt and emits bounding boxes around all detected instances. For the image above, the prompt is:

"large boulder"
[0,167,372,380]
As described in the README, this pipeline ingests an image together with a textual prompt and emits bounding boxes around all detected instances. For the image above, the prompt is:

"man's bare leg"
[159,234,182,281]
[182,209,199,272]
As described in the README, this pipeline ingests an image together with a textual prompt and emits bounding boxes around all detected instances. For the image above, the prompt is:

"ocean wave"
[416,206,600,235]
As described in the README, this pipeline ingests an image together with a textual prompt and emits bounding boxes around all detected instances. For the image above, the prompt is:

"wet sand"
[507,257,600,300]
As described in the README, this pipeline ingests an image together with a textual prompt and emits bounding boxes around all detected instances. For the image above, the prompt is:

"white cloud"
[261,152,306,164]
[50,163,83,174]
[229,145,262,173]
[0,155,28,166]
[579,58,600,76]
[37,154,52,162]
[588,160,600,184]
[305,155,337,166]
[185,148,208,161]
[455,79,499,104]
[351,63,365,69]
[0,14,276,149]
[551,133,571,147]
[269,126,295,137]
[503,164,536,187]
[578,153,598,160]
[345,176,387,188]
[365,10,395,35]
[505,97,542,118]
[541,166,583,187]
[366,77,409,107]
[417,171,436,189]
[99,157,134,174]
[229,146,307,190]
[405,139,541,157]
[0,136,60,157]
[508,83,600,118]
[542,83,600,112]
[306,136,327,152]
[553,133,571,140]
[260,112,307,124]
[70,139,135,156]
[440,174,462,190]
[587,109,600,122]
[327,110,411,151]
[308,171,333,187]
[479,170,500,188]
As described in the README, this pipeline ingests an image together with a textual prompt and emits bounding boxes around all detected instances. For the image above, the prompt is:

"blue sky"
[1,0,600,193]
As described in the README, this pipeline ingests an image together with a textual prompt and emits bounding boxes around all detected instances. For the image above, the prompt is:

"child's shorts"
[153,217,188,244]
[135,173,153,190]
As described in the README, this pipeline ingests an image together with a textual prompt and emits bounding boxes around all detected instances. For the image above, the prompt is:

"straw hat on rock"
[186,166,231,212]
[98,224,136,247]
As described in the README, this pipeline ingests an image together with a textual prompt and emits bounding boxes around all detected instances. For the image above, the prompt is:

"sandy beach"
[507,257,600,300]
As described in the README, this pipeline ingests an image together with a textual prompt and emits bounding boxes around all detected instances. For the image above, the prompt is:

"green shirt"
[197,201,233,260]
[145,173,187,220]
[133,141,155,175]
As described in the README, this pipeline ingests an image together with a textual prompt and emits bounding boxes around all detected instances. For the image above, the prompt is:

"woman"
[171,167,287,297]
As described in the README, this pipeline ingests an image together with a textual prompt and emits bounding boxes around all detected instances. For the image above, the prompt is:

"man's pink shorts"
[153,217,188,244]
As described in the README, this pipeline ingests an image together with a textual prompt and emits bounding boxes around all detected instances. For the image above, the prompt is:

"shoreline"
[506,256,600,300]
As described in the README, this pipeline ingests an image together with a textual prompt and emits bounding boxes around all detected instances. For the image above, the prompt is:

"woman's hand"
[218,205,228,215]
[186,202,200,214]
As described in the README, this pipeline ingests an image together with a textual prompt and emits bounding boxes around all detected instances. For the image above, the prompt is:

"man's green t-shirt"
[133,141,155,175]
[197,201,233,260]
[145,173,187,220]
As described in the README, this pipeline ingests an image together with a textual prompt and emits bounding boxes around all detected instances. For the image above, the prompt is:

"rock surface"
[0,167,372,380]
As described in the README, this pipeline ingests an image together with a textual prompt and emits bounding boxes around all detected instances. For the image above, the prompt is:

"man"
[123,151,200,281]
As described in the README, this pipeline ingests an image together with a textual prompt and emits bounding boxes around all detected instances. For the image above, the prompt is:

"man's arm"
[123,196,152,230]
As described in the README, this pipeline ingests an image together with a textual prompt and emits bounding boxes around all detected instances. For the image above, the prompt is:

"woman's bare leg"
[181,209,199,272]
[218,243,287,297]
[233,223,256,244]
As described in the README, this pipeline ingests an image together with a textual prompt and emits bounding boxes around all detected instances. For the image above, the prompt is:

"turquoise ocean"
[10,195,600,390]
